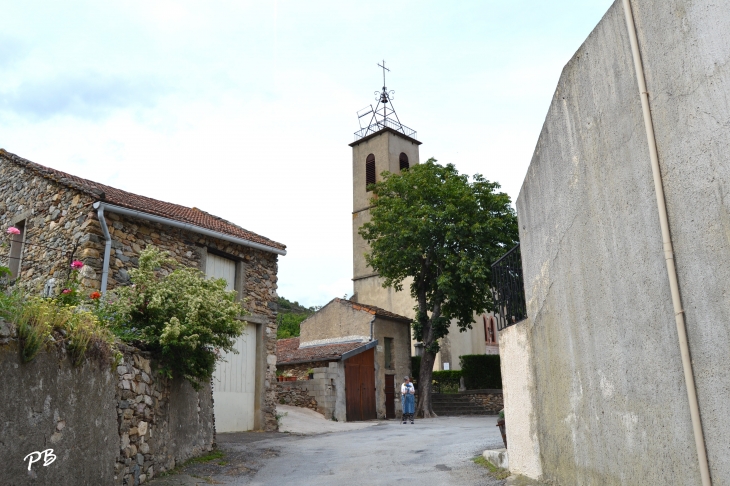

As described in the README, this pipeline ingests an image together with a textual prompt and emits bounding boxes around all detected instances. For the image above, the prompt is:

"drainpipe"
[622,1,711,484]
[369,315,376,341]
[95,202,113,294]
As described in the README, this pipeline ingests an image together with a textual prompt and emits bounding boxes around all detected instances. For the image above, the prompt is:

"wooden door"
[385,374,395,419]
[345,348,376,421]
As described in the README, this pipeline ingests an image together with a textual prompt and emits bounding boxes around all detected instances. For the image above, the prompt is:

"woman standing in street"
[401,376,415,424]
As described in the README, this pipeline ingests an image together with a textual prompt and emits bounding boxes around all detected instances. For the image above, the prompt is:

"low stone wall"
[275,362,345,421]
[276,381,318,410]
[277,360,330,380]
[462,389,504,414]
[0,334,214,486]
[114,344,214,485]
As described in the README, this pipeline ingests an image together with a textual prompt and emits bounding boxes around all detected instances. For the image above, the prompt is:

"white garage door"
[206,253,257,432]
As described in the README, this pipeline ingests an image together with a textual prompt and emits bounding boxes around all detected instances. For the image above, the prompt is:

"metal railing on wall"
[354,118,417,141]
[491,243,527,331]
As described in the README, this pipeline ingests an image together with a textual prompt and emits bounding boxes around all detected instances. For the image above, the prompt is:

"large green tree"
[359,159,518,417]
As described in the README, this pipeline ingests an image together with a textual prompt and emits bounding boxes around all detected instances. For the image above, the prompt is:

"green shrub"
[14,297,116,365]
[432,370,462,394]
[105,246,246,388]
[460,354,502,389]
[276,312,308,339]
[410,356,421,383]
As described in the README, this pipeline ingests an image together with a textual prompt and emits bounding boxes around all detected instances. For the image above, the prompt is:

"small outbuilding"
[276,298,411,421]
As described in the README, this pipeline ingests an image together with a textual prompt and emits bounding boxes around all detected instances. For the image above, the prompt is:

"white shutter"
[205,253,236,290]
[206,252,257,431]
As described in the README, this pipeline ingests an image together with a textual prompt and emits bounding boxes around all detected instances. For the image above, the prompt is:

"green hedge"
[432,370,462,394]
[410,356,421,382]
[460,354,502,389]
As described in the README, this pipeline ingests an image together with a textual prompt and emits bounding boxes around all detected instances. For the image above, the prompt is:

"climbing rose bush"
[106,246,246,387]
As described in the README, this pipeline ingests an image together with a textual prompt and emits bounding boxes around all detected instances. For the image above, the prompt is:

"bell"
[380,93,389,104]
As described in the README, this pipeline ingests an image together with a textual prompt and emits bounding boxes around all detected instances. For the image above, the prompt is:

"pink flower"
[62,289,71,294]
[6,227,20,235]
[71,260,84,270]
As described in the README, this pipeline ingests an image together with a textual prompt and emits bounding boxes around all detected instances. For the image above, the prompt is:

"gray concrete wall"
[0,342,119,486]
[0,339,215,486]
[514,0,730,484]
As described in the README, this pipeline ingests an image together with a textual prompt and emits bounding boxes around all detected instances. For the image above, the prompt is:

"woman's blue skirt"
[402,393,415,414]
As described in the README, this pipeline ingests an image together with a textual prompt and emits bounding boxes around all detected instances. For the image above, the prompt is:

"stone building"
[348,82,499,371]
[0,149,285,432]
[275,298,411,420]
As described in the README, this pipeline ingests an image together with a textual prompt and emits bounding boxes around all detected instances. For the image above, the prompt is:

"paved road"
[150,414,506,486]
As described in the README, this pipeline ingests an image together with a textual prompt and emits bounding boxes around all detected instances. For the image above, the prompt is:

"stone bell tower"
[349,61,421,318]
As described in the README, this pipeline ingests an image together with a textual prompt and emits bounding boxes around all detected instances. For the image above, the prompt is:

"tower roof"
[352,61,419,146]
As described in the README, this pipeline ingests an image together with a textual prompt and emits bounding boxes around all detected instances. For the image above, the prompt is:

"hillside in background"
[276,296,319,339]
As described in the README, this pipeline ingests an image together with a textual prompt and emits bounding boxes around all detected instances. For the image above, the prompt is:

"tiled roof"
[0,149,285,251]
[276,337,367,365]
[333,298,412,322]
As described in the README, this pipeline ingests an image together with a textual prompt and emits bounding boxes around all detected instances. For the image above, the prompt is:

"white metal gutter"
[93,201,286,293]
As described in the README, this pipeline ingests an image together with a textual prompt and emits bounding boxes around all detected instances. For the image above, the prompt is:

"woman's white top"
[401,383,415,394]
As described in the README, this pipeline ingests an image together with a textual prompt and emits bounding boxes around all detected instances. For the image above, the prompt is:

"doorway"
[345,348,376,421]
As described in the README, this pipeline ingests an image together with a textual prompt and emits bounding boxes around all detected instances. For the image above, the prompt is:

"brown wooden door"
[385,374,395,419]
[345,348,376,421]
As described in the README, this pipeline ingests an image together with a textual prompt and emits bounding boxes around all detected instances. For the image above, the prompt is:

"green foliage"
[14,297,115,365]
[105,246,246,388]
[276,312,308,339]
[460,354,502,389]
[432,370,462,394]
[275,295,318,339]
[359,159,518,413]
[410,356,421,382]
[360,159,519,350]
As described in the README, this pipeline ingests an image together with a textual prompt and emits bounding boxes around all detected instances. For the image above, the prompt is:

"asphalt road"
[149,414,506,486]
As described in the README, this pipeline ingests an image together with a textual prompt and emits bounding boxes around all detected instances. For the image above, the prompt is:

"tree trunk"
[416,349,438,418]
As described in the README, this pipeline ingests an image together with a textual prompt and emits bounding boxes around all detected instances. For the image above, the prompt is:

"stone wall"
[0,153,281,431]
[275,364,343,419]
[0,336,214,486]
[276,381,318,410]
[114,344,214,485]
[0,153,100,292]
[512,0,730,483]
[277,361,330,380]
[463,390,504,414]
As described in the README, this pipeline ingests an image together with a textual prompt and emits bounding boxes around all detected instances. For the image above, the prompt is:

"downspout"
[369,315,376,341]
[95,203,112,294]
[622,2,711,484]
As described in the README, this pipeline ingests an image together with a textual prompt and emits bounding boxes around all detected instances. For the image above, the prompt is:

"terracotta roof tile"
[0,149,285,251]
[333,298,412,322]
[276,337,367,365]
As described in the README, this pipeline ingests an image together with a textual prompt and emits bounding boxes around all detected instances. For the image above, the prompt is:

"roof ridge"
[0,149,285,250]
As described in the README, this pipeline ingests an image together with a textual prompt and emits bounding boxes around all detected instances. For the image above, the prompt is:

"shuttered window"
[206,253,236,291]
[399,152,409,171]
[366,154,376,190]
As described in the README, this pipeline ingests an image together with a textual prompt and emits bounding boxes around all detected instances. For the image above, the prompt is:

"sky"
[0,0,614,307]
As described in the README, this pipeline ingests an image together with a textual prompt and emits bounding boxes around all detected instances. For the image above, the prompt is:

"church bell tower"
[349,61,421,318]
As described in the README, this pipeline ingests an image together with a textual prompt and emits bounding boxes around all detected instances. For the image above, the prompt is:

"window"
[484,316,497,345]
[384,337,394,369]
[8,220,25,279]
[366,154,376,190]
[205,252,236,291]
[399,152,409,171]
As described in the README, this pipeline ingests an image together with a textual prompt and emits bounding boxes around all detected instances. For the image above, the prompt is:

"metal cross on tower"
[378,60,389,88]
[354,61,417,141]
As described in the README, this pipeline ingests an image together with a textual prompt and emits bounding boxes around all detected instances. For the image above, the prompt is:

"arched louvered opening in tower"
[366,154,376,190]
[399,152,409,171]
